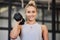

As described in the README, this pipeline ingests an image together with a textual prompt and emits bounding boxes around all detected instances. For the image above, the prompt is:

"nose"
[29,11,33,15]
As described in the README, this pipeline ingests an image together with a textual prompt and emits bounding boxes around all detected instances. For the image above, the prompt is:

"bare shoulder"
[41,25,47,28]
[41,24,48,31]
[41,25,48,40]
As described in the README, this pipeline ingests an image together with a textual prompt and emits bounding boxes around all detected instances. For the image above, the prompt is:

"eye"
[27,11,30,13]
[32,11,35,13]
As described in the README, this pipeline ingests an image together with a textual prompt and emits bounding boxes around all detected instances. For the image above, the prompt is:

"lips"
[29,16,34,18]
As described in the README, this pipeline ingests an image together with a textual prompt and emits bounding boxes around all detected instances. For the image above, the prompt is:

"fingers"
[10,26,20,39]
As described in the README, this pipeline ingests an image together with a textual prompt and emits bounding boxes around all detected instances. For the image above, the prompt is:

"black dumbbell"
[13,13,25,25]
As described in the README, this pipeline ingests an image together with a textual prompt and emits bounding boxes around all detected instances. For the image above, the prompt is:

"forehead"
[26,6,36,11]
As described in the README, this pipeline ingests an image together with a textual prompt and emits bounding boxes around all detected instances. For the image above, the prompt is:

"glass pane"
[55,23,57,31]
[56,33,60,40]
[44,9,52,21]
[0,30,8,40]
[45,23,52,30]
[55,2,60,22]
[59,11,60,21]
[55,23,60,31]
[55,10,60,22]
[0,4,8,17]
[0,0,8,27]
[48,33,52,40]
[36,9,43,20]
[55,10,57,22]
[59,23,60,31]
[0,19,8,27]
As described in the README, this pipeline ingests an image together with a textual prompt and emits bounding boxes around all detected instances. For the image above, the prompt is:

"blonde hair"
[25,0,37,11]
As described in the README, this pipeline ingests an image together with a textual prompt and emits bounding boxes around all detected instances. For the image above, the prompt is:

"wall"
[0,7,60,40]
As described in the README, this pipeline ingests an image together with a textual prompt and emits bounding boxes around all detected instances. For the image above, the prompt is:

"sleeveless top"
[20,22,42,40]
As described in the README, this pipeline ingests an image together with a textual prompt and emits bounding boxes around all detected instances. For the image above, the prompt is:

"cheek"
[34,13,37,17]
[25,12,37,17]
[25,13,30,17]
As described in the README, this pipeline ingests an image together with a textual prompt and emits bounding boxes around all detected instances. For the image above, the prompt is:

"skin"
[10,22,21,39]
[10,6,48,40]
[25,6,37,24]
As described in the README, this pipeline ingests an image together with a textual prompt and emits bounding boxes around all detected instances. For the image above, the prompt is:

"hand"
[16,19,22,25]
[10,21,21,39]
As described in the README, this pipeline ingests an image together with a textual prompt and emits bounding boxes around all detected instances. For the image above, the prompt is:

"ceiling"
[0,0,60,3]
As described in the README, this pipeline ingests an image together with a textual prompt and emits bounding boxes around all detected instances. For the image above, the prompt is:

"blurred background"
[0,0,60,40]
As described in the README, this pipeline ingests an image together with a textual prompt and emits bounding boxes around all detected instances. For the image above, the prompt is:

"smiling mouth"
[29,16,34,18]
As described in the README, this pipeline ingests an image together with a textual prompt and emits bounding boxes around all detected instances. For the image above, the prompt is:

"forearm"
[10,31,18,39]
[43,35,48,40]
[10,24,21,39]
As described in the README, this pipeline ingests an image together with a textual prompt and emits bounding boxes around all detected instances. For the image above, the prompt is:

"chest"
[21,25,42,35]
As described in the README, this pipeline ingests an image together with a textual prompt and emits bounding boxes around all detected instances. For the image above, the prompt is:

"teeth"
[28,16,34,18]
[30,17,33,18]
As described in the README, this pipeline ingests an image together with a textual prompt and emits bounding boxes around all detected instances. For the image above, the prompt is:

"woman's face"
[25,6,37,21]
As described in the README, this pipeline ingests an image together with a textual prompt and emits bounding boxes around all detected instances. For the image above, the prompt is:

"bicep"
[42,25,48,40]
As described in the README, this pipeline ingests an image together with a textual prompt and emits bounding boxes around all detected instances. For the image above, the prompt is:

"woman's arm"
[10,22,22,39]
[42,25,48,40]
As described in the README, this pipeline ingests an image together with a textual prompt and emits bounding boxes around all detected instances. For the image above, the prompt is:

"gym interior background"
[0,0,60,40]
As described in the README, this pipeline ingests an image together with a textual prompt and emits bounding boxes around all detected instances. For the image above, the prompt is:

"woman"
[10,0,48,40]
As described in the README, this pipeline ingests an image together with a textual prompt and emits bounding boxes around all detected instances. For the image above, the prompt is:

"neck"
[26,20,36,25]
